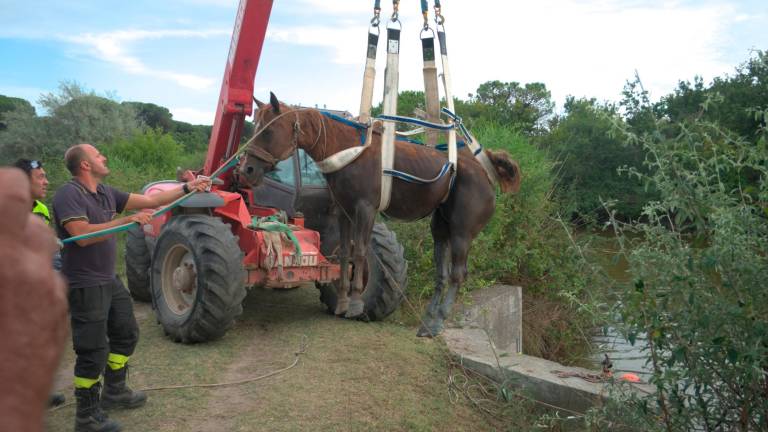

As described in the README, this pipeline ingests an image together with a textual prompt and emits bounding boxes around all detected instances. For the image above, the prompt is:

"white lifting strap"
[358,26,379,123]
[435,26,457,171]
[437,24,497,185]
[421,30,441,146]
[379,24,400,212]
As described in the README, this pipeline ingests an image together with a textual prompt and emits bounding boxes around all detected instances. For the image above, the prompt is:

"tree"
[469,80,554,135]
[540,97,653,219]
[122,102,174,132]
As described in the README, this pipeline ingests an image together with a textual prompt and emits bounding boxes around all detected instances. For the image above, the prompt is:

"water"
[585,230,653,381]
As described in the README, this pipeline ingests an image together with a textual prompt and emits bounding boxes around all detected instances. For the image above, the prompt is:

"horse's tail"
[484,149,521,193]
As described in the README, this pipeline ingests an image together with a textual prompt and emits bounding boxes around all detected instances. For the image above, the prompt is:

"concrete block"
[451,284,522,354]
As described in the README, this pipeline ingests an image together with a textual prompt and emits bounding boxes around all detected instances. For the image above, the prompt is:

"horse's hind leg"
[441,234,470,319]
[334,214,352,316]
[345,204,376,319]
[417,212,451,337]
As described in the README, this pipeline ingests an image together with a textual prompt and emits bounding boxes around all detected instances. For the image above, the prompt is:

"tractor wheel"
[125,225,151,302]
[150,215,246,343]
[318,223,407,321]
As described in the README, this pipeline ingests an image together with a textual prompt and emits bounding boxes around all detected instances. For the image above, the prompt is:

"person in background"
[53,143,210,432]
[13,158,66,406]
[0,167,69,432]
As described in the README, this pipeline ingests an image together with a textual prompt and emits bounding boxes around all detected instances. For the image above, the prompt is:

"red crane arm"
[203,0,274,184]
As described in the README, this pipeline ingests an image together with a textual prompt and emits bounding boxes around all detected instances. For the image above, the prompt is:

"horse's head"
[238,92,298,187]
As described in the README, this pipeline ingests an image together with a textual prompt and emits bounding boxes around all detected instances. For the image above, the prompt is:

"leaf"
[727,348,739,364]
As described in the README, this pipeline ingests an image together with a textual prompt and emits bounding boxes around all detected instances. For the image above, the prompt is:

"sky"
[1,0,765,125]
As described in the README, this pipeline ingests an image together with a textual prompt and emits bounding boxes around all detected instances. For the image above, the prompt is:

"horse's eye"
[262,130,272,140]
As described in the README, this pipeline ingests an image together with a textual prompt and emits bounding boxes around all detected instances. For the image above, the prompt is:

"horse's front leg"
[334,214,352,316]
[346,204,375,319]
[417,213,451,337]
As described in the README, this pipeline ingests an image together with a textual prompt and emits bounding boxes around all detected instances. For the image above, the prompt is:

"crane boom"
[203,0,273,184]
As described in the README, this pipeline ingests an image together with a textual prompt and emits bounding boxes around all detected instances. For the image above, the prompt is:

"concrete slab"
[443,328,654,414]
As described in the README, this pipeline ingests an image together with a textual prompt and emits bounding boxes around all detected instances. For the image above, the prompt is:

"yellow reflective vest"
[32,200,51,225]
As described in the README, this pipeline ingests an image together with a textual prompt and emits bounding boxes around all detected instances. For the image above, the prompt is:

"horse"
[238,93,520,337]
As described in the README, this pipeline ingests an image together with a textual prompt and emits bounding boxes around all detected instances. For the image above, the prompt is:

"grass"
[45,277,549,431]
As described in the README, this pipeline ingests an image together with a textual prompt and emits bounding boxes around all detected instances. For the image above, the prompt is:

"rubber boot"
[74,383,122,432]
[101,366,147,410]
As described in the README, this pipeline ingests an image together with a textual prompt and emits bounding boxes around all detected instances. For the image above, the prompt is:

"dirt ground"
[44,286,510,432]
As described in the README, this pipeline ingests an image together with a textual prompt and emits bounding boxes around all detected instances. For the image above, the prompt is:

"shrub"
[596,105,768,431]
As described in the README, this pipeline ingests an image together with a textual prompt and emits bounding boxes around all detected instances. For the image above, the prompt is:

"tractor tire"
[125,225,151,302]
[318,223,407,321]
[150,215,247,343]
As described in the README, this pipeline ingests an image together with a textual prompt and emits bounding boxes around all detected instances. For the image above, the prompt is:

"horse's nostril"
[246,166,254,175]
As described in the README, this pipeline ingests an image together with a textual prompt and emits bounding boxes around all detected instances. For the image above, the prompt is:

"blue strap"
[383,162,452,185]
[440,107,473,144]
[377,114,455,131]
[320,111,369,146]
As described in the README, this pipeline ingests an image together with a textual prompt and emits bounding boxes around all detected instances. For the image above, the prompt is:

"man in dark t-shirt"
[53,143,210,432]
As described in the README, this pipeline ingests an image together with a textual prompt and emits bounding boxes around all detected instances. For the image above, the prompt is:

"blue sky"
[1,0,765,124]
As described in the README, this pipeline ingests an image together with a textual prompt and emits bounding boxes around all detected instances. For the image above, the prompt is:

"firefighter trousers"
[68,277,139,380]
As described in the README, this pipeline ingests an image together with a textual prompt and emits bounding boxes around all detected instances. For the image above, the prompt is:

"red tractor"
[124,0,407,343]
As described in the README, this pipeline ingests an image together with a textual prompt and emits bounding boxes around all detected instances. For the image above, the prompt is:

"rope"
[250,215,302,257]
[49,335,309,412]
[60,108,302,245]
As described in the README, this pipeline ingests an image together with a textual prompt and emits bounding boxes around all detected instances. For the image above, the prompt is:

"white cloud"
[170,107,216,125]
[64,29,229,90]
[268,0,741,111]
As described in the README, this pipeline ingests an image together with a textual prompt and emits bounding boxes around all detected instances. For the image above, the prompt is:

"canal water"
[586,231,653,381]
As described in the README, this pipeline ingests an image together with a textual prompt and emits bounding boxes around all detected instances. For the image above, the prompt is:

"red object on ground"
[620,373,641,383]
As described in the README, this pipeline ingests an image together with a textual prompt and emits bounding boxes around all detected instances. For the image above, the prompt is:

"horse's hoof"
[416,322,444,338]
[334,299,349,316]
[345,299,364,318]
[345,311,370,322]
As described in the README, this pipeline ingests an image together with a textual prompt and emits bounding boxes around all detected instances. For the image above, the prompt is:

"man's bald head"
[64,144,90,176]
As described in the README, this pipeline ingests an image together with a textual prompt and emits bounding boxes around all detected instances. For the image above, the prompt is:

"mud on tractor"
[123,0,407,343]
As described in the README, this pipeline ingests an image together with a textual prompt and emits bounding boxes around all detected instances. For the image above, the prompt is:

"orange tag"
[620,373,641,383]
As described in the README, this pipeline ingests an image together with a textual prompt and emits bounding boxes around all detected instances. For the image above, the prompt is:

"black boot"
[74,383,122,432]
[102,366,147,410]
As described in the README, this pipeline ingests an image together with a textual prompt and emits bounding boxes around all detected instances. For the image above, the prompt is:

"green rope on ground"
[250,215,302,256]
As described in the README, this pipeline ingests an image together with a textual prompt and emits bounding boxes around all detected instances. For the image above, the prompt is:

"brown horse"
[238,93,520,336]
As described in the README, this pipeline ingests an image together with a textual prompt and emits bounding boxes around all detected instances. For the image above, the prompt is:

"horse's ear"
[254,98,265,109]
[269,92,281,114]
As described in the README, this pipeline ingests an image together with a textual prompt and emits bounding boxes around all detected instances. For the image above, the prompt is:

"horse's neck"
[298,112,363,162]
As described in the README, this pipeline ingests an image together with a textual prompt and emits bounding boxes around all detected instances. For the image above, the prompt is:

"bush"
[595,105,768,431]
[108,128,184,172]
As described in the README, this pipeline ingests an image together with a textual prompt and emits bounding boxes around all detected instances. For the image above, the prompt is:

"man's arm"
[124,177,211,211]
[62,213,153,247]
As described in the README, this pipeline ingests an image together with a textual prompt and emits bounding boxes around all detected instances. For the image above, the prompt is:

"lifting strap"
[358,2,381,123]
[433,4,457,171]
[379,1,400,212]
[420,1,440,146]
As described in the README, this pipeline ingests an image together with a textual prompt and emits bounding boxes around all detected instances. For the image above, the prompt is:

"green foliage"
[122,101,174,132]
[598,105,768,430]
[0,94,35,130]
[107,128,184,172]
[466,81,554,135]
[172,120,211,153]
[0,82,140,164]
[658,50,768,141]
[540,97,655,220]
